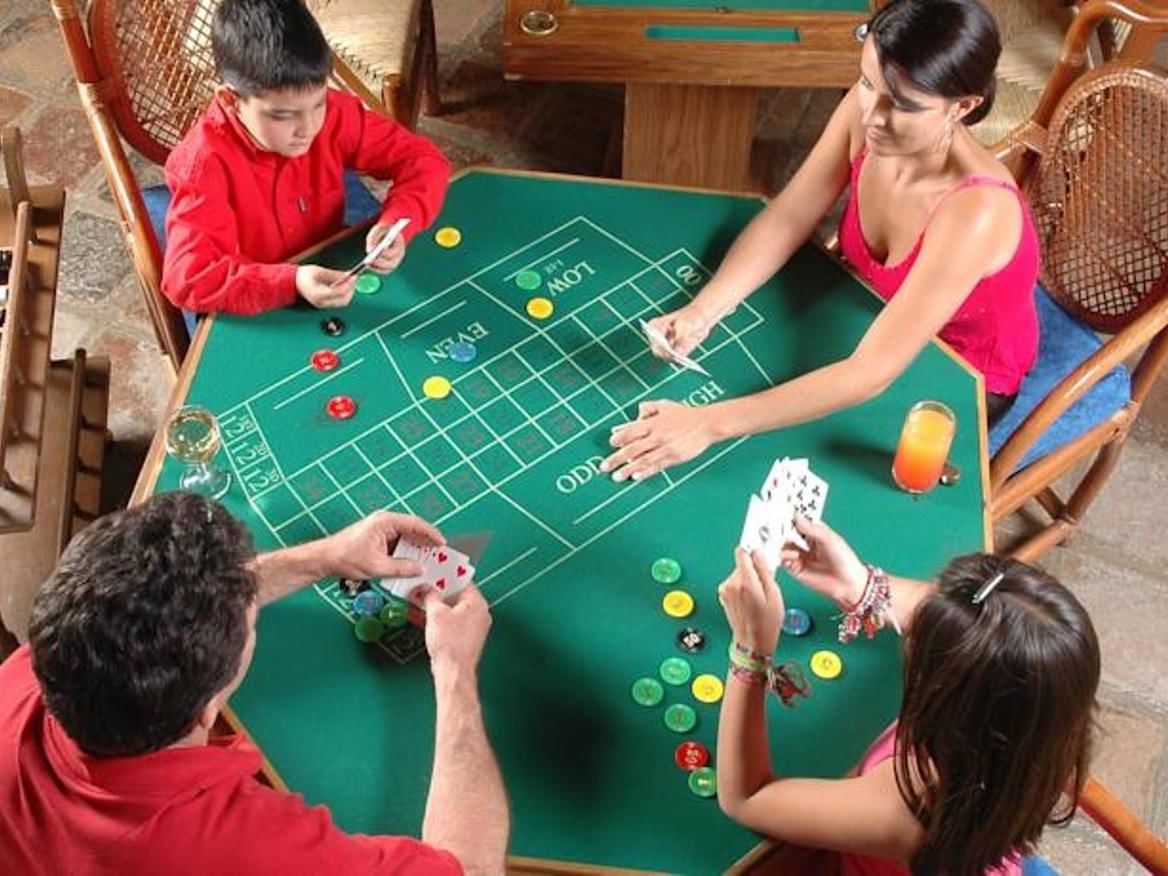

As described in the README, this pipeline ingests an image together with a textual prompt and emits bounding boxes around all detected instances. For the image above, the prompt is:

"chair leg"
[1034,486,1065,520]
[1063,435,1129,524]
[418,0,441,118]
[1010,519,1078,563]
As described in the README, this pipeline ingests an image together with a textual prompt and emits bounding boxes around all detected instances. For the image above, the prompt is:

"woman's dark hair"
[212,0,332,97]
[28,493,258,757]
[896,554,1100,876]
[867,0,1001,125]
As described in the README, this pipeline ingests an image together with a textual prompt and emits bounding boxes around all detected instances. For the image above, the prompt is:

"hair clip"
[971,571,1005,605]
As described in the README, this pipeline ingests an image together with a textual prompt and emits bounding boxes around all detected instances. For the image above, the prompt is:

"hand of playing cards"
[382,539,475,604]
[739,457,829,570]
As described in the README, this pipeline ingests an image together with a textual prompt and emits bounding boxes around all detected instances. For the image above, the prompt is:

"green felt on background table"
[644,25,801,42]
[576,0,868,9]
[153,170,986,873]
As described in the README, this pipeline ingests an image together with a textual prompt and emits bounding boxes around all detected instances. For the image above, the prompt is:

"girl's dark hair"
[896,554,1100,876]
[212,0,332,97]
[867,0,1001,125]
[29,493,258,757]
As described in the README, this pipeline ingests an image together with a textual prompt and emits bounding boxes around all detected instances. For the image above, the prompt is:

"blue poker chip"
[783,608,813,637]
[449,341,477,363]
[352,590,386,617]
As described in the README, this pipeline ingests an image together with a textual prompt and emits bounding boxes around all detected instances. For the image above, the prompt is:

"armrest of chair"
[0,203,34,468]
[989,294,1168,487]
[1080,776,1168,873]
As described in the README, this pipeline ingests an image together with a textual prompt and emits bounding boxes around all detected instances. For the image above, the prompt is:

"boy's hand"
[419,586,492,675]
[296,264,357,308]
[319,511,445,582]
[365,222,407,273]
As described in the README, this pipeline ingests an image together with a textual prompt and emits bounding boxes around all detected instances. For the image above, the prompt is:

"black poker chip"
[321,316,347,337]
[676,626,707,654]
[338,577,370,597]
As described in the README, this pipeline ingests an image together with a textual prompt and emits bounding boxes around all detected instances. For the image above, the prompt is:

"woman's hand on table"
[601,400,717,481]
[644,302,716,360]
[718,547,784,656]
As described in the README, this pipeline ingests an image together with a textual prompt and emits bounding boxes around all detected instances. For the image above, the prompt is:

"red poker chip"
[674,741,710,771]
[326,395,357,420]
[311,350,340,372]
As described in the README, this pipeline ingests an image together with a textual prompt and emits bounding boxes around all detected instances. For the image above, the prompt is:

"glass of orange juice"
[892,401,956,494]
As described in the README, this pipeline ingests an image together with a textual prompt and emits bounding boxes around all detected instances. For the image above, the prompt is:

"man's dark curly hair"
[28,493,258,757]
[212,0,332,97]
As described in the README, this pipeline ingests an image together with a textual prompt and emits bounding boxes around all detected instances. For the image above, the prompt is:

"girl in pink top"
[604,0,1040,483]
[714,517,1099,876]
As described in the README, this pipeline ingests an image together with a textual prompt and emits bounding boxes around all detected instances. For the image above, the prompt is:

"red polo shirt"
[162,88,451,315]
[0,646,462,875]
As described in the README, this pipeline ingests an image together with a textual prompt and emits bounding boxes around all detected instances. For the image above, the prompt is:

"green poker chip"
[651,557,682,584]
[514,269,542,290]
[688,766,717,798]
[632,677,665,707]
[664,703,697,733]
[355,273,381,294]
[354,615,385,643]
[659,657,692,686]
[379,601,409,629]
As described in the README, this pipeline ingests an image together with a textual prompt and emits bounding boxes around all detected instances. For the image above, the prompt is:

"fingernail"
[631,471,644,482]
[612,471,626,482]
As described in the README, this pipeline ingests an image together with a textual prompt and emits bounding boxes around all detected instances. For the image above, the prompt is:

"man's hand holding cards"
[740,456,830,569]
[384,539,476,604]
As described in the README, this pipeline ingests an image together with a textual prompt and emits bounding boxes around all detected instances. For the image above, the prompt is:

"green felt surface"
[643,25,801,41]
[155,170,986,874]
[577,0,867,10]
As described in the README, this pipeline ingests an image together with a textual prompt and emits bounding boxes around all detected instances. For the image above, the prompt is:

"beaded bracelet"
[767,661,811,708]
[728,664,767,686]
[837,565,893,644]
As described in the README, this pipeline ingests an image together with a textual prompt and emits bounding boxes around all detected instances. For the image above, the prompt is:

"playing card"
[739,495,782,568]
[330,217,410,287]
[638,319,711,377]
[383,539,474,604]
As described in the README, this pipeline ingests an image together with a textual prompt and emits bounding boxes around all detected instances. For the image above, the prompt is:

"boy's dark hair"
[212,0,331,97]
[867,0,1001,125]
[28,493,258,757]
[896,554,1100,876]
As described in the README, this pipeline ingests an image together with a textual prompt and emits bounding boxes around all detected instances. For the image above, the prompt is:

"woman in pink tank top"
[713,515,1099,876]
[602,0,1040,484]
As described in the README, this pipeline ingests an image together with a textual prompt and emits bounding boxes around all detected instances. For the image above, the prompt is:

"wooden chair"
[986,0,1168,562]
[309,0,441,130]
[50,0,434,370]
[0,128,110,655]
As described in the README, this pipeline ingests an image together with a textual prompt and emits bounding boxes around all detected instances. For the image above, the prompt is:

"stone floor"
[1,0,1165,872]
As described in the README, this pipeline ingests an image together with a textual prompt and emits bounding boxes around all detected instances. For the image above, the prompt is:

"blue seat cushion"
[140,168,383,256]
[989,286,1132,473]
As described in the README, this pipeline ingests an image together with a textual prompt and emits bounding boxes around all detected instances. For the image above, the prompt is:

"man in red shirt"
[162,0,451,316]
[0,493,509,874]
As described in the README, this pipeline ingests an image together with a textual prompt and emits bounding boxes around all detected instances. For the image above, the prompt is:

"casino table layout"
[135,169,990,875]
[503,0,875,189]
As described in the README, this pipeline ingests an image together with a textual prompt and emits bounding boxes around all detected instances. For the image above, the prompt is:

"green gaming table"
[502,0,877,187]
[134,168,989,875]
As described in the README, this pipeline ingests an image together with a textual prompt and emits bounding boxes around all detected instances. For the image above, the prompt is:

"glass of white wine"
[165,405,231,499]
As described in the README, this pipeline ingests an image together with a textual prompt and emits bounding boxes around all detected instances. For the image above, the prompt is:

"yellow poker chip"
[691,673,724,704]
[662,589,695,618]
[434,227,462,248]
[525,297,554,320]
[809,649,843,680]
[422,376,452,400]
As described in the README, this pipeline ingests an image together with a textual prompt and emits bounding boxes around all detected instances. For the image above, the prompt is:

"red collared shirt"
[0,646,463,875]
[162,89,451,315]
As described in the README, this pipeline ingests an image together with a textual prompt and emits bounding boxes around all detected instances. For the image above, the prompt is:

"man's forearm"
[250,542,332,606]
[422,662,509,874]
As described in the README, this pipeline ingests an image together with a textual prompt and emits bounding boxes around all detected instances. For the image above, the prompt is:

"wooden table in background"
[503,0,875,190]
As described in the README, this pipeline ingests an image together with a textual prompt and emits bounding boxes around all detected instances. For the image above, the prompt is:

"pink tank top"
[839,721,1022,876]
[838,148,1040,396]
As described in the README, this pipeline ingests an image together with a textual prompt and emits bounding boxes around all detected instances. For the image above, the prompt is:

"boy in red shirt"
[0,494,509,875]
[162,0,450,316]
